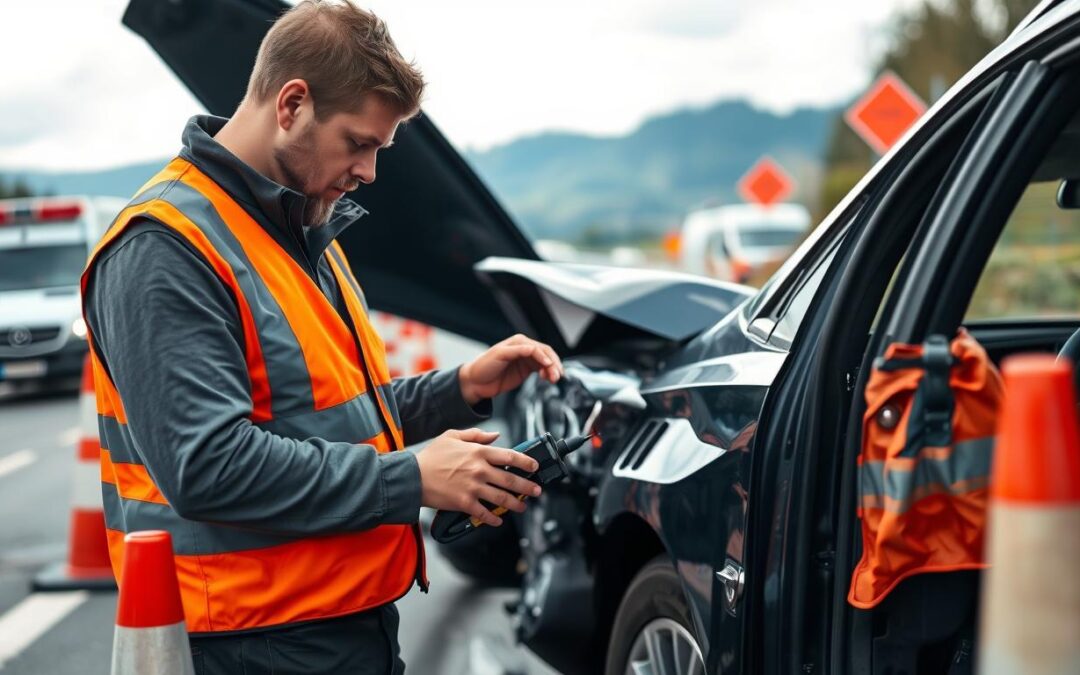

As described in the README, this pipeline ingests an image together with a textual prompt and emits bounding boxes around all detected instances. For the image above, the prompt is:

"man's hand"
[415,428,542,527]
[459,334,563,405]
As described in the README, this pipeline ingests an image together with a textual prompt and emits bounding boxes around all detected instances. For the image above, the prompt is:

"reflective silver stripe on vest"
[101,482,303,555]
[98,414,140,464]
[256,389,389,443]
[151,180,315,417]
[859,436,994,513]
[326,244,369,313]
[324,244,399,437]
[379,384,401,430]
[100,388,391,468]
[130,176,181,208]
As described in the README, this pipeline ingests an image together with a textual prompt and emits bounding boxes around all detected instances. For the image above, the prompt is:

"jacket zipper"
[286,221,321,284]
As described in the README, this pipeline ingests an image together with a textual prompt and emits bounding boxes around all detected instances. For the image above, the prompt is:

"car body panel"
[0,289,81,355]
[475,256,754,355]
[679,203,810,282]
[0,195,125,383]
[589,302,784,669]
[595,379,767,669]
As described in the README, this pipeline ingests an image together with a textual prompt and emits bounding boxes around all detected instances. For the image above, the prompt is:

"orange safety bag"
[849,330,1003,609]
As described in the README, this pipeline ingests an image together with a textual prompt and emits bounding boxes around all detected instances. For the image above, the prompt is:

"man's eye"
[351,139,366,151]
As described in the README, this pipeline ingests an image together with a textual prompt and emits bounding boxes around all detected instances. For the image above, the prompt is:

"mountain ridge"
[4,98,840,242]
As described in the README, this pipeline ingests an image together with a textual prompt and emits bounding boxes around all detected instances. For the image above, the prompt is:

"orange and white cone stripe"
[33,353,114,591]
[111,531,194,675]
[978,354,1080,674]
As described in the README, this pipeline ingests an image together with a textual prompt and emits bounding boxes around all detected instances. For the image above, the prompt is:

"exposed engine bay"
[434,257,753,673]
[507,361,644,670]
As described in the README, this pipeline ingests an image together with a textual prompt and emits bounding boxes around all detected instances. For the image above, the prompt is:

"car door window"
[769,242,842,349]
[966,179,1080,320]
[881,59,1080,346]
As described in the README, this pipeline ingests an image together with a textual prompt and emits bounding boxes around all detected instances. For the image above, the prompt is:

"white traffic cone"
[978,354,1080,674]
[110,531,194,675]
[33,353,115,591]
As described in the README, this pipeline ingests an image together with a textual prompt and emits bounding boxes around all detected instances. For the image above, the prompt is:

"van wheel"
[605,556,705,675]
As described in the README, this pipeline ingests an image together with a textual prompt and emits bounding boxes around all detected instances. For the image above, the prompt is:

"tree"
[0,175,34,200]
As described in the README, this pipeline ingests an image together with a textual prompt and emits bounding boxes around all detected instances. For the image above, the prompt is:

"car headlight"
[71,317,88,340]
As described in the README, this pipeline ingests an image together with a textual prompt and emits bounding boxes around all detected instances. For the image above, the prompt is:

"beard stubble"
[273,124,338,228]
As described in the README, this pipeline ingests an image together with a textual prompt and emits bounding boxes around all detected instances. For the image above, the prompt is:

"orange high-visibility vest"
[849,330,1002,608]
[81,158,427,633]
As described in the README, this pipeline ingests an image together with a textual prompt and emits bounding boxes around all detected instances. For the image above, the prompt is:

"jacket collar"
[177,114,368,267]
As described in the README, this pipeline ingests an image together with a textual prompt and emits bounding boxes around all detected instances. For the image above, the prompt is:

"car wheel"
[605,555,705,675]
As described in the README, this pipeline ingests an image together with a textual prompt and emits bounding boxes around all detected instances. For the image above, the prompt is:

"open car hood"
[122,0,536,345]
[476,257,754,357]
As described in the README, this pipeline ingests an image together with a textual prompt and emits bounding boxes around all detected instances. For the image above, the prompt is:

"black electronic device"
[429,432,591,544]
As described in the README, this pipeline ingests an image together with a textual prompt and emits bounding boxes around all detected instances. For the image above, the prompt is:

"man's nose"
[353,156,376,185]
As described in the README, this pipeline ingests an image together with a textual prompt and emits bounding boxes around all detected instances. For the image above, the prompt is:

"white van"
[679,203,811,283]
[0,196,126,393]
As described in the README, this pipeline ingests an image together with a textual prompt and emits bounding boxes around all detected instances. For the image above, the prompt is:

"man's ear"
[275,79,311,131]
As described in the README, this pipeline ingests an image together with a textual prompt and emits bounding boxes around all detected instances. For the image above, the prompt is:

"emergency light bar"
[0,201,83,226]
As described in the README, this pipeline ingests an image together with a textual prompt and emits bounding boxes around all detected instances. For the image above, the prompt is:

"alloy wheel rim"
[624,617,705,675]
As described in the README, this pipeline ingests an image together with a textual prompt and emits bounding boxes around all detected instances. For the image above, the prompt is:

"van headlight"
[71,318,88,340]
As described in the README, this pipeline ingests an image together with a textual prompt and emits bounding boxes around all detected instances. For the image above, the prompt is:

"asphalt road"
[0,389,560,675]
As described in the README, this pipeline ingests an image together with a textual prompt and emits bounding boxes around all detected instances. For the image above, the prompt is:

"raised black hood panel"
[476,257,754,357]
[122,0,536,345]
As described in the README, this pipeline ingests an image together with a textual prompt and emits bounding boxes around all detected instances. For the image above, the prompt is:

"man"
[81,1,562,673]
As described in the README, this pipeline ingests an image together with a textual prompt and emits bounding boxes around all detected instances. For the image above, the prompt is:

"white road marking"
[468,637,505,675]
[0,450,36,479]
[0,592,89,669]
[57,427,80,448]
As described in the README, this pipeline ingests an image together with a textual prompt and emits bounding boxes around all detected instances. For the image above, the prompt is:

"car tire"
[604,555,706,675]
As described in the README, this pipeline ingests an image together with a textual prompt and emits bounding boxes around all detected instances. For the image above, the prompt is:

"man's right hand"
[415,428,542,527]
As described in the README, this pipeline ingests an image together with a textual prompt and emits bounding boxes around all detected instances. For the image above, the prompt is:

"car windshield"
[0,244,87,292]
[738,228,804,248]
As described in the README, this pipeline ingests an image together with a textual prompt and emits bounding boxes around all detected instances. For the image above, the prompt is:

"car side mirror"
[1057,178,1080,209]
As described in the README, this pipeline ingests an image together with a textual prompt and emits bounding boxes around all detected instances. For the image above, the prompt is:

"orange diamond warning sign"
[845,71,927,155]
[738,157,794,207]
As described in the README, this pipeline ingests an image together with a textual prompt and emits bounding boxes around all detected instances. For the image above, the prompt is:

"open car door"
[122,0,537,345]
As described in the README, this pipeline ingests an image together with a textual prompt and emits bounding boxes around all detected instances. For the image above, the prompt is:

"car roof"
[1010,0,1071,37]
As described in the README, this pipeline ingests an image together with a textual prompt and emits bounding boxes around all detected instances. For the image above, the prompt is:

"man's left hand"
[459,334,563,405]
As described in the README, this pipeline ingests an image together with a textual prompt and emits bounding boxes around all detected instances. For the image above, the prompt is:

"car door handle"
[716,561,745,614]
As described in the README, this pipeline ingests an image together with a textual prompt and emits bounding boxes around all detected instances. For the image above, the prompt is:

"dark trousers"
[190,604,405,675]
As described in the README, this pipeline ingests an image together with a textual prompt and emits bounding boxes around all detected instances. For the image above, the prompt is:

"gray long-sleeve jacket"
[84,115,489,537]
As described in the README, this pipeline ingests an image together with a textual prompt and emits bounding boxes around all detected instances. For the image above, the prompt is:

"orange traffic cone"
[372,314,439,377]
[33,353,115,591]
[413,323,437,374]
[110,531,194,675]
[978,354,1080,674]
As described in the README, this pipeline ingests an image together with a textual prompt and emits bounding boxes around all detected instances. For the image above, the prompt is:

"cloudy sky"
[0,0,919,172]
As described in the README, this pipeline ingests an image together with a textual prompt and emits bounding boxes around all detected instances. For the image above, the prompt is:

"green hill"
[465,99,837,242]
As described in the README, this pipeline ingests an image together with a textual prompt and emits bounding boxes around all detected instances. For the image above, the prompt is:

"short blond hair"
[247,0,424,119]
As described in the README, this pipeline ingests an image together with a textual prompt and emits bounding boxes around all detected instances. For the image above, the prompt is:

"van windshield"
[738,228,804,249]
[0,244,87,292]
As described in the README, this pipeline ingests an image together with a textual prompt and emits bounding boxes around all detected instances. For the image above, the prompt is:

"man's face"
[274,94,404,227]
